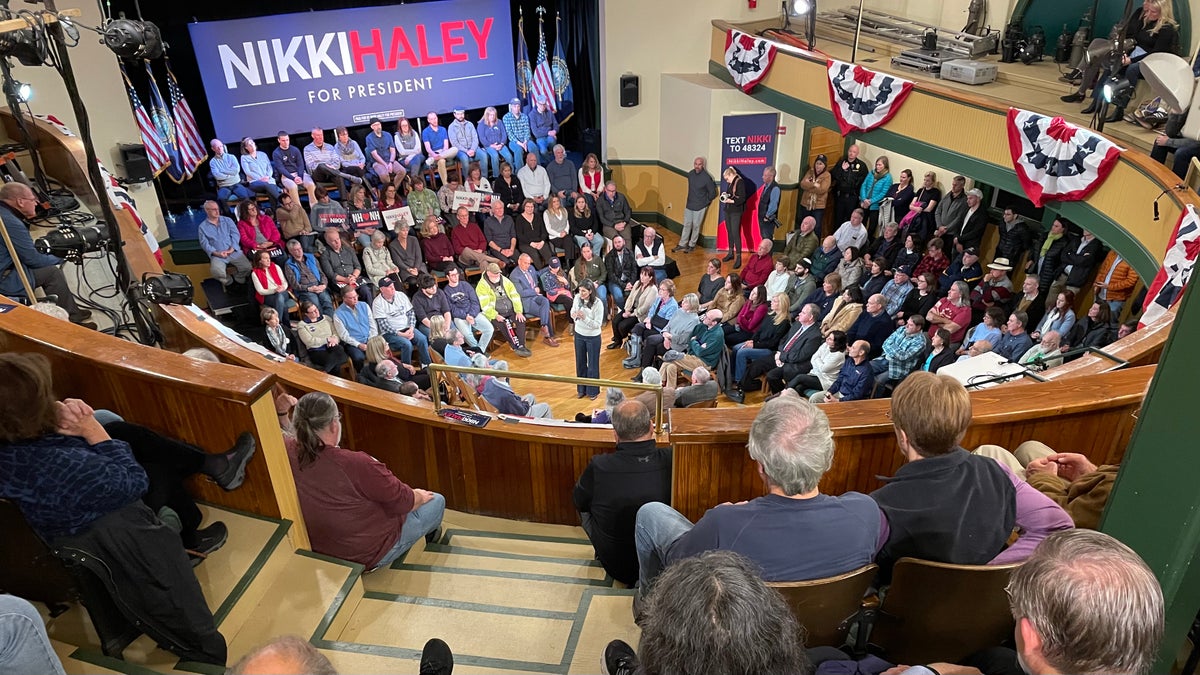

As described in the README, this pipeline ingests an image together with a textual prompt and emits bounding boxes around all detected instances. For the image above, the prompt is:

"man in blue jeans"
[634,392,882,593]
[0,595,66,674]
[371,277,431,366]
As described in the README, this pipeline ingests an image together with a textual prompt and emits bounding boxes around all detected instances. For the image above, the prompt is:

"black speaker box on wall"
[620,74,639,108]
[118,143,153,183]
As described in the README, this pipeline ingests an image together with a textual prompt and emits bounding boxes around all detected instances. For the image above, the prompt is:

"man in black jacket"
[830,144,868,227]
[953,188,988,253]
[1027,217,1071,294]
[994,207,1034,269]
[730,304,823,402]
[573,400,672,586]
[1047,228,1103,310]
[605,234,638,313]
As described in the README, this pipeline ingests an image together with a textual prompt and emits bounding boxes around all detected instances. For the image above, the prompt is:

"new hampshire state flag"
[552,12,574,124]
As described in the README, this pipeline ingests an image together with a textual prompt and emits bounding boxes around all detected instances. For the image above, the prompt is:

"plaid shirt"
[881,327,927,380]
[502,111,531,143]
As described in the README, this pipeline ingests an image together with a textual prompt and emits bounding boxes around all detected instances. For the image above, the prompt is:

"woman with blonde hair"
[363,230,401,287]
[419,215,456,272]
[578,152,604,204]
[476,106,511,179]
[720,166,748,264]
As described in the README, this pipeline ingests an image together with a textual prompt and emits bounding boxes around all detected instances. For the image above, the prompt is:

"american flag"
[166,60,207,179]
[120,65,168,177]
[532,19,557,113]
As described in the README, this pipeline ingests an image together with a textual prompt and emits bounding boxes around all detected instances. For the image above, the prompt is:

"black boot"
[1081,99,1099,115]
[1104,105,1125,123]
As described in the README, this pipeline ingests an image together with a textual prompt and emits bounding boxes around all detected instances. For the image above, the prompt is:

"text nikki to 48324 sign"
[189,0,517,141]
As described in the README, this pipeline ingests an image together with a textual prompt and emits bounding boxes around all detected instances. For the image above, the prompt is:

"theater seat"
[867,557,1021,664]
[768,563,877,649]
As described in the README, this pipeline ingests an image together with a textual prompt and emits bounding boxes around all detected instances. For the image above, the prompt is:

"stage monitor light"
[1101,76,1131,103]
[103,19,164,60]
[1141,52,1195,114]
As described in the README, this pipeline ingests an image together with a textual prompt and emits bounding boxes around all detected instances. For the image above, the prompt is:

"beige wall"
[819,0,1013,40]
[602,0,773,162]
[12,1,166,240]
[853,140,974,195]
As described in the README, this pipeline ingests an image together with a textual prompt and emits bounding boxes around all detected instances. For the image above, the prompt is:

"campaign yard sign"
[190,0,517,140]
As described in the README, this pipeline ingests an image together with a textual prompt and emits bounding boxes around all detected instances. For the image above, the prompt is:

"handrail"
[427,363,666,433]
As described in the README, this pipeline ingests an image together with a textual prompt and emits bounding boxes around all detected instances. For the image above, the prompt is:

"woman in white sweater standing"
[572,280,605,399]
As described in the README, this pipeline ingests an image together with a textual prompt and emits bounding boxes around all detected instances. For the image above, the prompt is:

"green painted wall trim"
[703,59,1160,279]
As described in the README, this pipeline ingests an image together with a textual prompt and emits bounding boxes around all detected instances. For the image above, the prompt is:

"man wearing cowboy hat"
[969,256,1015,326]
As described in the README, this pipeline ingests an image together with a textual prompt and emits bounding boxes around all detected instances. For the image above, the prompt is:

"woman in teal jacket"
[859,156,892,236]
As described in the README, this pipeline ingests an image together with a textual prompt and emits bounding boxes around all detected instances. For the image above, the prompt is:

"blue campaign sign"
[717,112,779,251]
[189,0,517,141]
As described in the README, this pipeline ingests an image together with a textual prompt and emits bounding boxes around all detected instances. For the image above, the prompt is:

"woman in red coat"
[236,199,284,258]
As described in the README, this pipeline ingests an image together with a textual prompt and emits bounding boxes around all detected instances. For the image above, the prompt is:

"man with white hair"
[632,366,676,411]
[546,144,577,201]
[673,366,718,408]
[597,181,636,241]
[197,199,252,289]
[208,139,252,204]
[634,395,882,588]
[634,227,668,283]
[660,309,726,385]
[1020,330,1063,370]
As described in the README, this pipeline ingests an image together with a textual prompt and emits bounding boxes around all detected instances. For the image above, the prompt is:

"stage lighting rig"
[34,222,109,263]
[103,18,163,60]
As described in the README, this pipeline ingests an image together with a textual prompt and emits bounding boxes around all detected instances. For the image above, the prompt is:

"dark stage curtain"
[107,0,600,203]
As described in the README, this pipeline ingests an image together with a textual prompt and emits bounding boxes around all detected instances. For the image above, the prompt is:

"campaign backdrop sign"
[189,0,517,141]
[717,113,778,251]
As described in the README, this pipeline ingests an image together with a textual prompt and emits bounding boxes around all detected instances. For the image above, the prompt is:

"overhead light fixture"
[103,19,164,60]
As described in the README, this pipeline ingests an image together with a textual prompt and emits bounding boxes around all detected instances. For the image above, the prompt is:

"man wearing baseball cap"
[529,95,559,164]
[502,98,532,168]
[939,245,984,294]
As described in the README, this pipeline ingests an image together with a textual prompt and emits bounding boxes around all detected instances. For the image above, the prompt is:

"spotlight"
[103,19,164,60]
[0,29,44,67]
[1102,76,1131,103]
[141,271,194,306]
[5,79,31,102]
[792,0,812,14]
[34,223,109,263]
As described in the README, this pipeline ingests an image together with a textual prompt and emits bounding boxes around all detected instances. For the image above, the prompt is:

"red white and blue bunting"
[725,30,778,93]
[1141,204,1200,328]
[826,59,914,136]
[1006,108,1122,208]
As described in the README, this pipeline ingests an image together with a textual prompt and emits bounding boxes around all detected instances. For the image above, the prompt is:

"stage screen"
[189,0,517,141]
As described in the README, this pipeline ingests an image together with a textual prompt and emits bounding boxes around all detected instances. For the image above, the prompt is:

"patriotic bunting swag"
[1006,108,1122,208]
[826,59,914,136]
[1140,204,1200,328]
[725,30,777,93]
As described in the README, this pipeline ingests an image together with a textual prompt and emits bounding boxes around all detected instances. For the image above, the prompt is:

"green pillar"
[1102,281,1200,671]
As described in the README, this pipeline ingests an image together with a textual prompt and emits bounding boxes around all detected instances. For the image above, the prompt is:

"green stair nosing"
[65,647,177,675]
[360,590,578,621]
[557,587,639,672]
[311,639,566,674]
[196,500,292,526]
[297,549,366,645]
[443,528,593,546]
[398,541,605,568]
[384,562,613,587]
[210,518,291,627]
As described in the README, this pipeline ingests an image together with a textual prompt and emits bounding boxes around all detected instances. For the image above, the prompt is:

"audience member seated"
[785,216,819,268]
[720,284,767,345]
[970,257,1015,325]
[274,192,314,252]
[476,106,512,179]
[859,258,888,298]
[605,234,639,313]
[783,330,847,397]
[864,221,901,269]
[320,227,372,305]
[974,441,1117,529]
[740,238,775,290]
[412,273,452,338]
[363,335,431,393]
[921,328,957,373]
[305,127,360,200]
[250,250,290,317]
[1118,319,1138,339]
[478,370,553,418]
[440,266,494,352]
[345,185,379,248]
[892,234,922,275]
[939,246,983,294]
[517,152,551,209]
[729,292,790,384]
[333,126,370,191]
[634,227,670,283]
[283,239,335,316]
[895,270,938,326]
[238,137,283,207]
[540,257,573,305]
[365,117,405,187]
[833,208,870,252]
[957,306,1005,359]
[573,400,671,586]
[623,279,679,371]
[1010,274,1047,331]
[926,280,972,345]
[732,303,822,401]
[236,199,284,259]
[407,177,440,227]
[578,152,605,206]
[635,394,881,590]
[673,366,718,407]
[296,300,351,375]
[0,594,67,675]
[420,112,455,187]
[834,246,866,289]
[0,353,255,664]
[373,277,432,366]
[502,98,533,167]
[393,117,426,180]
[362,231,399,287]
[700,271,745,320]
[546,144,577,202]
[230,635,338,675]
[543,195,574,261]
[387,220,428,291]
[570,196,604,254]
[660,309,726,385]
[261,307,300,362]
[529,96,559,162]
[810,236,841,281]
[994,310,1034,362]
[870,372,1072,577]
[633,367,675,410]
[844,290,894,358]
[821,287,865,337]
[477,262,533,357]
[811,339,872,403]
[449,206,502,269]
[209,139,252,204]
[1031,290,1075,343]
[1020,330,1063,370]
[494,161,526,217]
[597,181,637,242]
[514,198,555,268]
[573,242,608,304]
[198,199,253,290]
[288,392,444,570]
[1063,301,1117,354]
[787,261,818,314]
[956,338,994,363]
[912,238,950,278]
[419,216,457,273]
[436,178,461,219]
[869,316,928,389]
[605,550,810,675]
[510,254,560,347]
[483,198,520,269]
[332,288,379,371]
[272,131,316,205]
[308,186,347,232]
